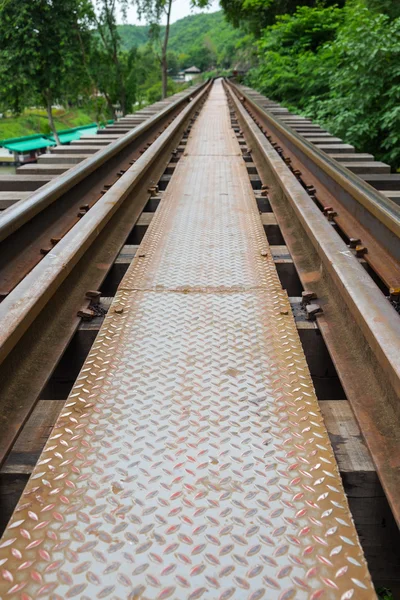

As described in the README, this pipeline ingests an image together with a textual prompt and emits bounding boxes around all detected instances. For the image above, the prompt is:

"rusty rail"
[225,78,400,527]
[0,84,205,242]
[0,82,211,467]
[0,78,376,600]
[0,83,207,298]
[227,80,400,295]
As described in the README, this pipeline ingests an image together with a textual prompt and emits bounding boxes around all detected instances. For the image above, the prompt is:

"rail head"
[224,79,400,526]
[0,82,208,243]
[226,79,400,246]
[0,82,212,370]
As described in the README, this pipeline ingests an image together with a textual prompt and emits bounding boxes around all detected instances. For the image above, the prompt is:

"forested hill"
[118,11,244,70]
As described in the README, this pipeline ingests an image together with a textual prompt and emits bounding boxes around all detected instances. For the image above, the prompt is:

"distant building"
[184,66,202,82]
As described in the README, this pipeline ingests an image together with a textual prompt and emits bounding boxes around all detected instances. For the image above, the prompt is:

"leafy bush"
[145,79,189,104]
[310,3,400,167]
[247,5,342,108]
[247,1,400,168]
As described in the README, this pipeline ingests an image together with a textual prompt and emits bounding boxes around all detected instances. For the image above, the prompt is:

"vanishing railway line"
[0,78,399,598]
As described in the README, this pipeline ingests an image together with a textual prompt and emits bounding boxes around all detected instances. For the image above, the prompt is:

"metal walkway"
[0,80,375,599]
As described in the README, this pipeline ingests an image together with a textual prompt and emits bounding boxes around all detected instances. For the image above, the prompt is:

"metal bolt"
[77,308,96,320]
[85,290,101,301]
[301,291,317,306]
[356,245,368,257]
[349,238,361,248]
[306,303,323,320]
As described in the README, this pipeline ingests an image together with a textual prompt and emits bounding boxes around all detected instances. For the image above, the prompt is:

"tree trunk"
[161,54,168,100]
[105,93,115,120]
[161,0,173,100]
[103,1,126,115]
[45,91,60,145]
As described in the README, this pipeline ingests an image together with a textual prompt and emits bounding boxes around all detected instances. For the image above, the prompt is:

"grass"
[0,107,97,140]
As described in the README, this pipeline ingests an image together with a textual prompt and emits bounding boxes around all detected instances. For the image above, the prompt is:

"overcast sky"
[117,0,221,25]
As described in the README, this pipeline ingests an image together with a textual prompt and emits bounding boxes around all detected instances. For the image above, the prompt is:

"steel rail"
[227,81,400,293]
[224,80,400,526]
[230,81,400,241]
[0,82,211,467]
[0,77,376,600]
[0,84,203,242]
[0,84,206,298]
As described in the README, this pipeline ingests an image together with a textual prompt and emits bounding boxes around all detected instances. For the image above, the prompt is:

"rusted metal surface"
[0,85,206,297]
[0,86,210,467]
[225,81,400,528]
[0,79,375,599]
[227,81,400,294]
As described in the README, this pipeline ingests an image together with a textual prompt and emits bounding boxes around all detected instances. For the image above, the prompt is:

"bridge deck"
[0,80,375,599]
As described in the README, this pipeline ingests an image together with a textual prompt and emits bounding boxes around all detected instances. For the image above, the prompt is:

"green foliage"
[366,0,400,18]
[168,11,244,68]
[247,5,343,107]
[377,587,394,600]
[247,1,400,167]
[117,11,247,71]
[0,0,93,139]
[0,2,245,135]
[219,0,344,36]
[92,0,135,114]
[309,3,400,166]
[0,108,97,139]
[118,23,151,48]
[144,79,189,103]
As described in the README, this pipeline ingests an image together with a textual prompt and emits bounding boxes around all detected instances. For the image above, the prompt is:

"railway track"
[0,78,399,597]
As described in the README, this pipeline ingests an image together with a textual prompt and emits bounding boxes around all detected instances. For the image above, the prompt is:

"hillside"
[118,23,151,51]
[0,108,96,141]
[118,11,244,70]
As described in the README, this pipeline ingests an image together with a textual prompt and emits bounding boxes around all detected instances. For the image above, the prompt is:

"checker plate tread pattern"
[0,80,375,599]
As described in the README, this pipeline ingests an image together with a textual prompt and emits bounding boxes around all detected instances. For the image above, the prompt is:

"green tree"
[366,0,400,18]
[245,1,400,167]
[219,0,344,36]
[94,0,131,114]
[0,0,92,143]
[247,5,343,107]
[135,0,174,99]
[134,0,209,98]
[116,12,247,73]
[310,3,400,166]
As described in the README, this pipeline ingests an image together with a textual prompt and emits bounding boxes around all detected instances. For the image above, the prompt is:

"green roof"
[48,123,98,143]
[53,126,98,144]
[0,135,56,153]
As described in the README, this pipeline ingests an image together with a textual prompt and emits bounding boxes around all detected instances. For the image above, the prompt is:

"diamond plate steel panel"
[0,80,375,599]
